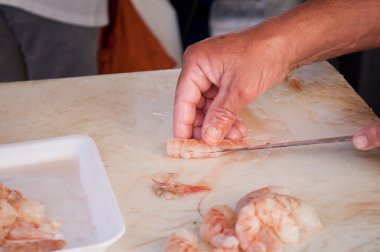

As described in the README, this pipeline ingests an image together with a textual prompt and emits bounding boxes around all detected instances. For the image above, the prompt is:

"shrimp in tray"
[0,183,65,252]
[151,172,211,200]
[235,187,323,252]
[166,138,247,159]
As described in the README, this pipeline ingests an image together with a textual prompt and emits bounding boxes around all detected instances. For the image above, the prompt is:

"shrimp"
[164,187,322,252]
[165,229,200,252]
[235,187,323,252]
[235,187,290,214]
[166,138,247,159]
[1,239,65,252]
[200,205,239,252]
[0,183,65,251]
[165,228,238,252]
[0,184,22,204]
[152,172,210,199]
[7,221,63,240]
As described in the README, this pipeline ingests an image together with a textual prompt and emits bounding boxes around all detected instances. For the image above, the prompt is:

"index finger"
[173,64,212,139]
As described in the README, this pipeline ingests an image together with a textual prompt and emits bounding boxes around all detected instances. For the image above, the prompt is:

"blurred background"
[0,0,378,115]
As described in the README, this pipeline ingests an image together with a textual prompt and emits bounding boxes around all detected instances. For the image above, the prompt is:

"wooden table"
[0,62,379,251]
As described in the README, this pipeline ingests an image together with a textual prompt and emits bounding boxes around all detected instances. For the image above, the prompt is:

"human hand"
[352,121,380,150]
[173,24,291,145]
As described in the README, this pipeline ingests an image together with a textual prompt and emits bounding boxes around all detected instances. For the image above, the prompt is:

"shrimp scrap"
[286,76,303,92]
[166,138,247,159]
[0,183,65,252]
[152,172,211,200]
[165,187,322,252]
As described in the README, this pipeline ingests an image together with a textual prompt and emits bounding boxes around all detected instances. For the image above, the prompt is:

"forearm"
[172,0,380,144]
[269,0,380,70]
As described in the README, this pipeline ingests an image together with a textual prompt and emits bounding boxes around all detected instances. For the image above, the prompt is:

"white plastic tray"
[0,135,125,252]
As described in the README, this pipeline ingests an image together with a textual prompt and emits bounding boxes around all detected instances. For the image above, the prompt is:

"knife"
[210,135,353,154]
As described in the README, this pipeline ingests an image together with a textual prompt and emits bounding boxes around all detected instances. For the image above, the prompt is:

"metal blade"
[213,135,353,153]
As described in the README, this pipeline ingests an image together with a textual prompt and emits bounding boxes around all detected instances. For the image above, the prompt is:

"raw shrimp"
[166,138,247,159]
[165,230,200,252]
[7,221,63,240]
[0,183,65,251]
[200,205,239,252]
[1,239,65,252]
[235,187,323,252]
[235,187,290,214]
[152,172,211,199]
[164,187,322,252]
[0,184,22,204]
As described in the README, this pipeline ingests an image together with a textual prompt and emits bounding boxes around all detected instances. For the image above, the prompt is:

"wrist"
[241,18,297,82]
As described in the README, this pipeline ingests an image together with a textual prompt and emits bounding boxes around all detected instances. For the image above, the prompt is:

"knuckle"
[235,86,253,105]
[228,82,253,106]
[375,123,380,142]
[183,46,193,58]
[212,106,237,125]
[183,44,200,61]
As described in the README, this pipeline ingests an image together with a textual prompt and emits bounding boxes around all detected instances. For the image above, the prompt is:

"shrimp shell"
[152,172,210,199]
[166,138,247,159]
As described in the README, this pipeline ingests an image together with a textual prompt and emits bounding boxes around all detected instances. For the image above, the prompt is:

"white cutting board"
[0,62,379,251]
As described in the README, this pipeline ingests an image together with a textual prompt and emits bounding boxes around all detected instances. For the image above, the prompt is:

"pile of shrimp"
[0,183,65,252]
[165,187,323,252]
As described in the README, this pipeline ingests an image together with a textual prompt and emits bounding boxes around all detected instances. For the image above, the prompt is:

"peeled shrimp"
[152,172,210,199]
[200,205,239,252]
[165,230,200,252]
[166,138,247,159]
[1,239,65,252]
[0,184,22,204]
[235,187,323,252]
[0,183,65,251]
[164,187,322,252]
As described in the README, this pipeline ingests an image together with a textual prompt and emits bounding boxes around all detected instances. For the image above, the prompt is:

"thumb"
[201,85,247,145]
[352,121,380,150]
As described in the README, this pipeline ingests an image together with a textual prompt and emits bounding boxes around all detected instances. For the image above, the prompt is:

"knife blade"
[209,135,353,154]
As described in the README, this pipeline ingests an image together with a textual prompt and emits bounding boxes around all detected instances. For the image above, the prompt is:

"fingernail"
[205,126,222,145]
[353,135,368,149]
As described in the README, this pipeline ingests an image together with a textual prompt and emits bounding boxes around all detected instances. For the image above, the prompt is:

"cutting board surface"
[0,62,379,251]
